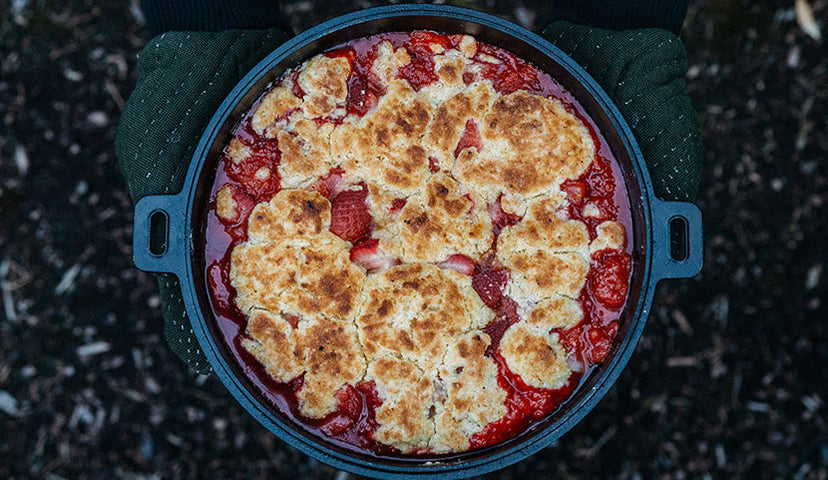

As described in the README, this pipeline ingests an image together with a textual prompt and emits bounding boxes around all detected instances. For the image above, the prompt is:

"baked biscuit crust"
[355,263,492,373]
[431,331,507,452]
[207,31,631,456]
[500,322,570,390]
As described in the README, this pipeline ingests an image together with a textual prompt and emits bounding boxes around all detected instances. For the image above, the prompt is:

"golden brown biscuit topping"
[207,31,632,456]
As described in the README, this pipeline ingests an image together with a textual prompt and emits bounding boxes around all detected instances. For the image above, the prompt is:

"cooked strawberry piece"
[287,69,306,98]
[472,267,509,308]
[355,381,383,439]
[437,254,476,275]
[224,137,281,203]
[349,239,396,271]
[410,30,454,49]
[553,322,589,372]
[390,198,407,215]
[215,184,256,243]
[320,384,362,436]
[585,155,616,198]
[476,43,541,94]
[308,182,328,198]
[347,73,383,116]
[288,373,305,393]
[399,31,451,91]
[338,46,384,116]
[586,320,619,364]
[488,195,521,233]
[605,320,620,338]
[358,381,383,411]
[590,249,632,310]
[561,179,588,206]
[282,313,300,329]
[337,384,363,420]
[324,47,356,63]
[329,186,371,243]
[320,410,353,436]
[556,324,580,355]
[586,326,612,363]
[583,198,618,222]
[206,260,234,318]
[428,156,440,173]
[482,295,520,356]
[454,119,482,158]
[309,167,347,199]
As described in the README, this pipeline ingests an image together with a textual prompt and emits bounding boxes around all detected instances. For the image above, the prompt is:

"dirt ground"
[1,0,825,478]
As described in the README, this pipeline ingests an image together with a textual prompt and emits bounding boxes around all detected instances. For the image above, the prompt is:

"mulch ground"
[1,1,825,478]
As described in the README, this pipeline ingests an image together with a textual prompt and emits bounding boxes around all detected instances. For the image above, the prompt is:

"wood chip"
[0,390,20,416]
[796,0,822,41]
[14,145,28,176]
[667,356,699,368]
[76,341,111,357]
[1,280,15,322]
[55,263,82,295]
[805,264,822,290]
[672,309,694,334]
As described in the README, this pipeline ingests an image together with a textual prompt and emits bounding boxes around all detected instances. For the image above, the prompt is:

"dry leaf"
[796,0,822,41]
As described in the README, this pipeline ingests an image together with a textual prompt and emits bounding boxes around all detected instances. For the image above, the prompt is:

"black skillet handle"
[132,193,189,276]
[649,198,703,282]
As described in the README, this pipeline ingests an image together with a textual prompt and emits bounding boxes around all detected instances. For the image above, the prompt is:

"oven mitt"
[115,21,702,374]
[542,21,702,201]
[115,27,290,374]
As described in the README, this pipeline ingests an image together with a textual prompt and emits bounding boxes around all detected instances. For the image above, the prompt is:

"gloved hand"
[542,21,702,201]
[116,27,291,373]
[115,20,702,374]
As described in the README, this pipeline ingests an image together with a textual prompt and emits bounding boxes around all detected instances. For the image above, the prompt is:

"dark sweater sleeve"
[141,0,290,36]
[141,0,689,37]
[551,0,690,35]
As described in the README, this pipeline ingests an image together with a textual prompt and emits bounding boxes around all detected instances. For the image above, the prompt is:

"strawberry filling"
[428,156,440,173]
[563,155,620,239]
[326,45,386,116]
[437,254,476,276]
[214,184,257,243]
[454,119,482,158]
[223,133,281,203]
[389,198,407,215]
[474,43,542,95]
[397,31,455,91]
[470,353,579,449]
[471,264,510,309]
[318,382,383,444]
[309,166,348,199]
[488,195,522,241]
[349,238,397,272]
[589,249,632,311]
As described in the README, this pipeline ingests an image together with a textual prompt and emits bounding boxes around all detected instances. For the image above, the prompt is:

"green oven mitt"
[115,21,702,374]
[116,27,291,374]
[542,21,702,201]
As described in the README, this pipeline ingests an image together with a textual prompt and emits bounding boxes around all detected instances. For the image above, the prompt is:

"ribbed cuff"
[141,0,290,35]
[550,0,690,35]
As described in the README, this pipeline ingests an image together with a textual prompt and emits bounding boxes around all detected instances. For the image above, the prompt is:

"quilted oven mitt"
[115,21,703,373]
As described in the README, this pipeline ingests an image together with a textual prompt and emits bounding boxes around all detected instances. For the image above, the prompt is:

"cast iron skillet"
[131,5,702,479]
